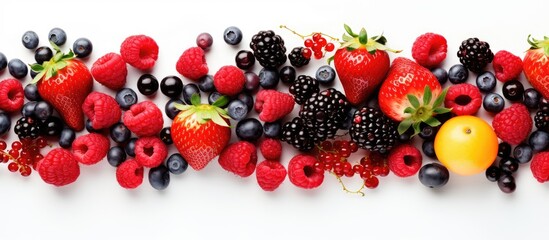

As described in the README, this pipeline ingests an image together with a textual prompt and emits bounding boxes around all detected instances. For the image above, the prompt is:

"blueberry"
[419,125,437,140]
[166,153,188,175]
[476,71,496,92]
[422,140,436,158]
[41,116,63,136]
[236,118,263,142]
[227,99,248,121]
[8,58,28,79]
[21,101,37,117]
[73,38,93,58]
[237,93,254,111]
[398,128,414,143]
[198,75,215,93]
[115,88,138,110]
[498,142,512,158]
[263,121,282,139]
[448,64,468,84]
[498,174,516,193]
[137,74,159,96]
[125,138,138,157]
[85,119,101,133]
[24,84,41,101]
[499,157,519,173]
[485,166,501,182]
[107,146,126,167]
[110,122,131,143]
[208,92,228,107]
[59,127,75,149]
[513,144,533,164]
[259,68,279,89]
[0,52,6,71]
[160,127,172,145]
[244,72,260,93]
[22,31,39,49]
[315,65,336,85]
[34,46,53,64]
[529,130,549,151]
[165,99,184,119]
[182,84,200,104]
[149,165,170,190]
[33,101,53,120]
[502,80,524,102]
[160,76,183,98]
[539,98,549,112]
[235,50,255,70]
[48,27,67,46]
[418,163,449,188]
[279,66,296,84]
[431,67,448,85]
[483,92,505,113]
[223,26,243,45]
[523,88,541,109]
[0,111,11,136]
[196,32,213,50]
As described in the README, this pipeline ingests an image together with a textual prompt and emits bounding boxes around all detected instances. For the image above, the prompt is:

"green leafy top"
[527,35,549,56]
[397,86,451,135]
[29,41,75,84]
[173,94,230,127]
[339,24,401,54]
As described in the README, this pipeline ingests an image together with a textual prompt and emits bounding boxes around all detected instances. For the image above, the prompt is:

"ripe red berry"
[312,33,321,42]
[302,48,312,59]
[325,43,335,52]
[8,162,18,172]
[304,39,313,48]
[364,176,379,189]
[314,51,323,59]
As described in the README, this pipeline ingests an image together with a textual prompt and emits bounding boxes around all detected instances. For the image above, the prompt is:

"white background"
[1,0,548,239]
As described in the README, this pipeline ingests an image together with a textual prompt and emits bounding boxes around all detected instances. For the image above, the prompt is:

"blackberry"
[249,30,287,69]
[14,117,41,139]
[350,107,398,154]
[281,117,314,151]
[288,47,309,68]
[299,88,350,143]
[534,110,549,131]
[289,75,319,105]
[457,38,494,73]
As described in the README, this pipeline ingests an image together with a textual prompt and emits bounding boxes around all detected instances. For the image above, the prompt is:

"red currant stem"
[0,150,17,162]
[331,172,366,196]
[279,25,339,41]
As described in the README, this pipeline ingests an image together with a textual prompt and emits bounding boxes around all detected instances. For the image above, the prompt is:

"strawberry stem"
[527,34,549,56]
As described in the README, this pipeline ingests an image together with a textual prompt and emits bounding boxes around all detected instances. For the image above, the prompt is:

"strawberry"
[378,57,450,135]
[523,35,549,99]
[171,94,231,170]
[30,43,92,131]
[332,24,400,105]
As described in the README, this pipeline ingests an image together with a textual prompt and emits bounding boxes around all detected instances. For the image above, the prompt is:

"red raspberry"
[531,152,549,183]
[72,133,110,165]
[387,144,422,177]
[122,101,163,137]
[444,83,482,116]
[37,148,80,187]
[91,52,128,90]
[492,103,532,145]
[120,35,159,71]
[288,154,324,189]
[255,89,295,122]
[0,78,24,112]
[256,160,287,191]
[83,92,121,129]
[176,47,208,81]
[213,65,245,96]
[116,159,144,189]
[218,141,257,177]
[411,33,447,68]
[492,50,523,82]
[259,138,282,161]
[135,136,168,168]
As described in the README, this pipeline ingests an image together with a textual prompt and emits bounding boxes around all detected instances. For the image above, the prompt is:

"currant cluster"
[303,33,335,59]
[0,138,47,177]
[313,140,389,192]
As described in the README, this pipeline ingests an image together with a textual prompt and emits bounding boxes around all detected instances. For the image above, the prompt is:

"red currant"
[323,163,333,171]
[301,48,312,59]
[34,154,44,161]
[312,43,322,53]
[372,166,383,176]
[344,171,355,178]
[353,164,364,174]
[20,165,31,177]
[333,140,343,150]
[11,141,22,150]
[304,39,314,48]
[320,141,333,151]
[343,162,352,174]
[380,166,390,177]
[37,138,48,148]
[313,162,324,172]
[360,157,372,167]
[317,37,327,47]
[364,176,379,189]
[0,141,7,150]
[359,170,371,180]
[8,162,19,172]
[9,149,19,158]
[349,141,359,153]
[312,33,321,42]
[325,43,335,52]
[340,147,351,158]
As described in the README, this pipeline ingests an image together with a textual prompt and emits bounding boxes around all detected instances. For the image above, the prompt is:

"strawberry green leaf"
[50,41,61,52]
[397,118,413,135]
[212,96,228,108]
[433,107,451,114]
[433,88,448,108]
[210,112,229,127]
[31,71,46,84]
[373,35,387,45]
[45,69,53,80]
[342,34,353,42]
[424,117,441,127]
[358,28,368,45]
[190,93,201,106]
[327,55,335,65]
[29,64,44,72]
[404,107,415,114]
[173,103,191,111]
[177,108,195,120]
[423,86,432,105]
[343,24,357,38]
[55,61,67,70]
[407,94,420,109]
[412,122,421,135]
